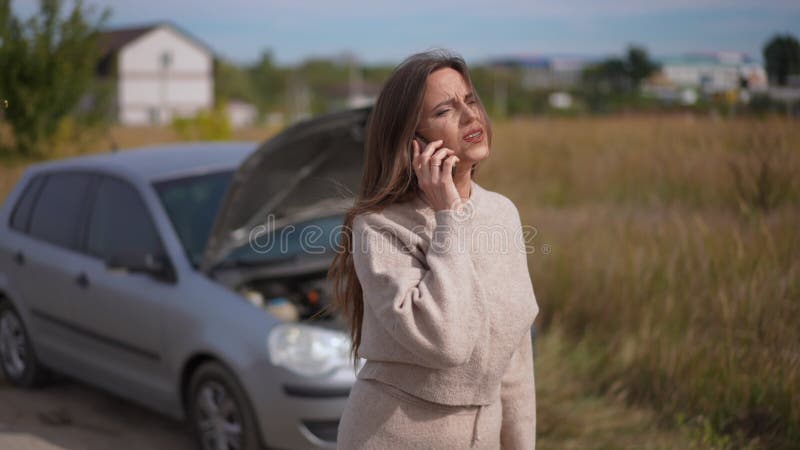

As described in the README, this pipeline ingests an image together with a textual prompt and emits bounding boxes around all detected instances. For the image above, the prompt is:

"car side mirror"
[106,249,177,283]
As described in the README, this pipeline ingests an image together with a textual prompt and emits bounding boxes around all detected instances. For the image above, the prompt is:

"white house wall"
[117,25,213,126]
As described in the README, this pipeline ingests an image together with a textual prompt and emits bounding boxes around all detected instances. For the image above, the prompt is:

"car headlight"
[268,324,353,377]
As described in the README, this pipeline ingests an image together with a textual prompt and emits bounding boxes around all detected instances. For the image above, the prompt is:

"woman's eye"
[435,109,449,117]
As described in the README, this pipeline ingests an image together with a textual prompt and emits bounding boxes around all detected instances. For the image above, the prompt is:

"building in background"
[225,99,258,129]
[490,55,593,90]
[97,22,214,126]
[657,52,767,93]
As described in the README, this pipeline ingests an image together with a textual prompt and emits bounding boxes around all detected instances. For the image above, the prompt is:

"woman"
[328,49,540,449]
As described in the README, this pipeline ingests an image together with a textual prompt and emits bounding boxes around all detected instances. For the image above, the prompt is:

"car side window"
[9,174,46,232]
[28,172,93,250]
[87,176,163,261]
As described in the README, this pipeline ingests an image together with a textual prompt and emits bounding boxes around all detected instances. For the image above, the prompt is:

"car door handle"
[14,251,25,266]
[75,272,90,289]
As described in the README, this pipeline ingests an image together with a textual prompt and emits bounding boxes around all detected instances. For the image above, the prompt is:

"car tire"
[188,361,263,450]
[0,301,50,387]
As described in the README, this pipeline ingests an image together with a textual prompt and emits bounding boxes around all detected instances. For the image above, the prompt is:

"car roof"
[25,141,259,183]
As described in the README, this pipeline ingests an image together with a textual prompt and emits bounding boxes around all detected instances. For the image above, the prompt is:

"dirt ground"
[0,373,194,450]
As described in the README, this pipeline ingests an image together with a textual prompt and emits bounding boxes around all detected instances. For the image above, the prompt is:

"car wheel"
[0,301,49,387]
[188,361,262,450]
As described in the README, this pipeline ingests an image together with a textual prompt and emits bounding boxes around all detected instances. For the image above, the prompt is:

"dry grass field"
[479,115,799,449]
[1,115,798,449]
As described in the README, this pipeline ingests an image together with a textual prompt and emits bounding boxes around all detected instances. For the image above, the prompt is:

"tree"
[214,58,255,106]
[580,44,660,113]
[625,45,660,89]
[248,49,287,114]
[763,34,800,86]
[0,0,109,157]
[582,57,630,93]
[582,45,659,94]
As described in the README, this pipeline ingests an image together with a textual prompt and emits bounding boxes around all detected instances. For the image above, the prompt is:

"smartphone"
[412,134,457,176]
[412,133,429,156]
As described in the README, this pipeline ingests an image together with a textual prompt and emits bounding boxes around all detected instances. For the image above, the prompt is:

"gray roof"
[98,21,217,58]
[27,141,259,182]
[96,22,218,77]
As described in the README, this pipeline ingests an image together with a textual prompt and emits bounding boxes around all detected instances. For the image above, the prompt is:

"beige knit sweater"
[351,179,540,449]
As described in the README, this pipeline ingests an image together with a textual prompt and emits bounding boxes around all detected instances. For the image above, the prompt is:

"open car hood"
[200,107,370,273]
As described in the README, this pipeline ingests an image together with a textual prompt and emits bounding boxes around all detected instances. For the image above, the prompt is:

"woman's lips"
[463,128,484,143]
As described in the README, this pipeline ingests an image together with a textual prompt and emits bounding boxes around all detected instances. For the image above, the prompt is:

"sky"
[12,0,800,66]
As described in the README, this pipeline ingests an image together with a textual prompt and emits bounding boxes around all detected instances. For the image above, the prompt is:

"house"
[97,22,214,126]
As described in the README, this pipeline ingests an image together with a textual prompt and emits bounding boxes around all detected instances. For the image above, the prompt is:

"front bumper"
[243,361,356,449]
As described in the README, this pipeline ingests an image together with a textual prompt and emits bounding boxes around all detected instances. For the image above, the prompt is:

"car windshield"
[154,170,235,266]
[153,170,343,268]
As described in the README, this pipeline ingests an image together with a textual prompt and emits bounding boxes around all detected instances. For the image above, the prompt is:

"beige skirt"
[337,377,502,449]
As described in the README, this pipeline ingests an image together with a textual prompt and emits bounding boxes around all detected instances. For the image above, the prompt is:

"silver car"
[0,107,370,450]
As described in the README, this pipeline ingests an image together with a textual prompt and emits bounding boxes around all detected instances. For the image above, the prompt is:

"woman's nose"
[460,102,479,124]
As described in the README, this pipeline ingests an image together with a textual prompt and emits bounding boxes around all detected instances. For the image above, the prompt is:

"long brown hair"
[327,49,493,369]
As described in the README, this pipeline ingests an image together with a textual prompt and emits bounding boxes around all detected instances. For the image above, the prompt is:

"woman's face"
[416,67,489,167]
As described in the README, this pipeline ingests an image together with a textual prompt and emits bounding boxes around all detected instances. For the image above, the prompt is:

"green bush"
[171,106,232,141]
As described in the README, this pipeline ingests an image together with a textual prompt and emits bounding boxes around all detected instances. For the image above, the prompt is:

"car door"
[1,173,46,305]
[10,171,99,368]
[76,174,176,405]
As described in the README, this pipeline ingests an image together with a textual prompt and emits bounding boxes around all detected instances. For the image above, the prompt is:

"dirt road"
[0,374,194,450]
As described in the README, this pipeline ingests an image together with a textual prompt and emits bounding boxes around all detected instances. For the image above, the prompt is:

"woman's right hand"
[411,138,462,212]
